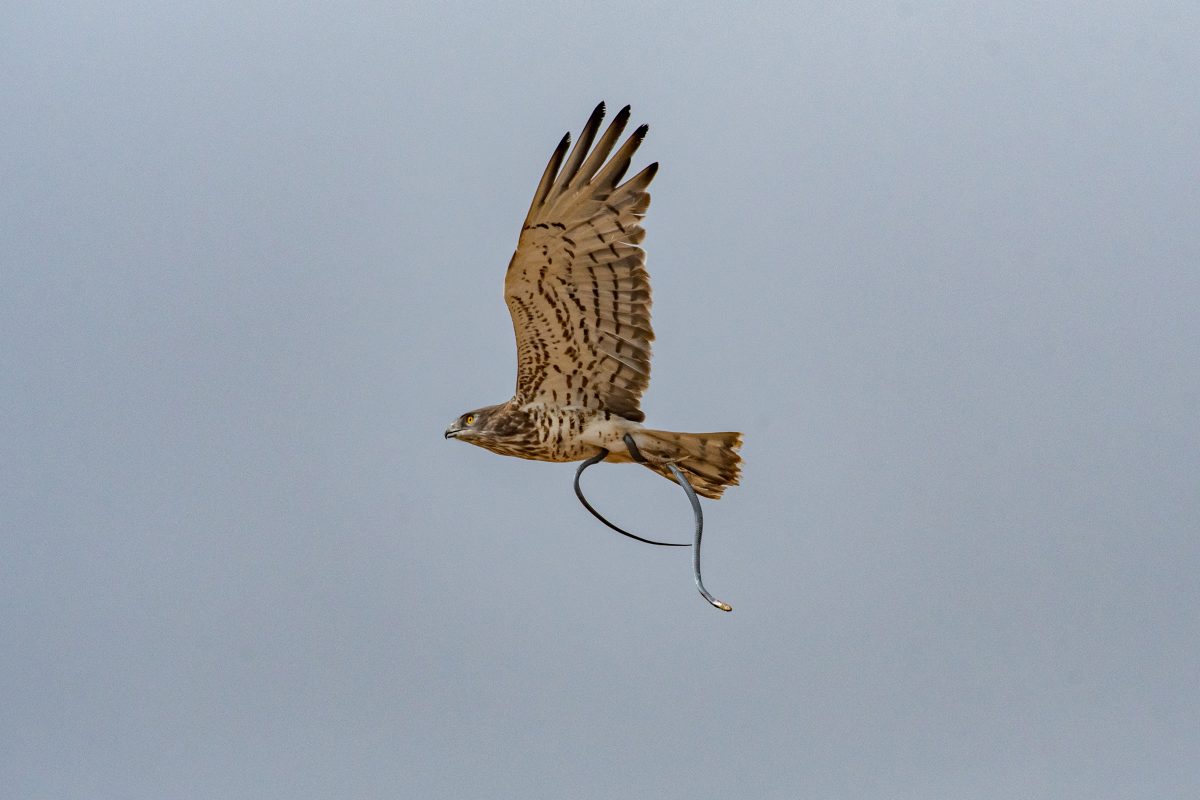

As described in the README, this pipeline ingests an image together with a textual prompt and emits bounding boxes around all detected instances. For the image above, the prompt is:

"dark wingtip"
[584,102,607,132]
[645,161,659,179]
[633,123,649,140]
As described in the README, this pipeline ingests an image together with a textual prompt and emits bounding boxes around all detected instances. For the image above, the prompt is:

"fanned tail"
[626,428,744,500]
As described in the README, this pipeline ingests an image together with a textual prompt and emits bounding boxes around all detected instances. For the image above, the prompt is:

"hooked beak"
[444,425,461,440]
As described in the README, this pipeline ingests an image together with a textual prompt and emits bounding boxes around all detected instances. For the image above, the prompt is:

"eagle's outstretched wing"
[504,103,658,422]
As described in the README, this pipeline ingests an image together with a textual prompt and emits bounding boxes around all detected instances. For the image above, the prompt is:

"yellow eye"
[464,414,475,426]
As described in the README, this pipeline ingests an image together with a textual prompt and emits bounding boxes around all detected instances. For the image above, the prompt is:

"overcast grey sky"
[4,2,1198,798]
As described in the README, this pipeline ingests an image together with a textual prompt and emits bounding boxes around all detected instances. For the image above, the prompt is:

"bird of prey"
[444,102,742,611]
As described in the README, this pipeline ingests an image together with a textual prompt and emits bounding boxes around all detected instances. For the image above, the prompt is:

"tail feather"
[627,428,743,499]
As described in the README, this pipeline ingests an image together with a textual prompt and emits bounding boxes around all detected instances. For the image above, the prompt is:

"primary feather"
[507,102,658,422]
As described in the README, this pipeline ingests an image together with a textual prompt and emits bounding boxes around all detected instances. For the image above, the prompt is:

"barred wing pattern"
[505,103,658,423]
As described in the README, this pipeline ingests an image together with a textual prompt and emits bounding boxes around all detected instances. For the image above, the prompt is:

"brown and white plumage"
[508,102,655,422]
[446,102,742,500]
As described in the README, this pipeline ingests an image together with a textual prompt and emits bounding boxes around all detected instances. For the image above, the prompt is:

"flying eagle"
[444,103,742,611]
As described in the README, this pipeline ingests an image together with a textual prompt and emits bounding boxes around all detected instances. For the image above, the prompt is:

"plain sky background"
[4,2,1198,798]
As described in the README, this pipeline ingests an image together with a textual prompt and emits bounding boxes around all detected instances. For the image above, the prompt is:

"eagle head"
[444,405,502,442]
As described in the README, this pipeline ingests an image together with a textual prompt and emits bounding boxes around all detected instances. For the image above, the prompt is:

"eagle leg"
[621,434,732,613]
[573,449,689,548]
